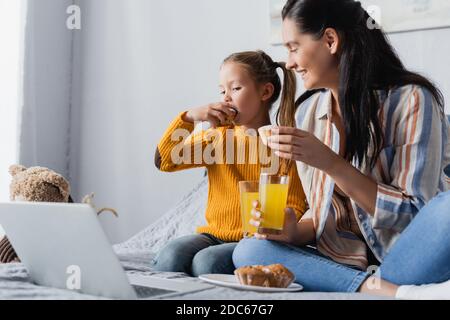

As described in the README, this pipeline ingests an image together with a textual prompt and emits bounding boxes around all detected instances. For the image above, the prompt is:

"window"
[0,0,25,235]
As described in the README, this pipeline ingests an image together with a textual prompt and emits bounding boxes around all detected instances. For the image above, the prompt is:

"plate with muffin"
[199,264,303,292]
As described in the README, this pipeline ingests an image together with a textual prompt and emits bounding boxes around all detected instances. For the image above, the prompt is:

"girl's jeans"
[152,233,237,277]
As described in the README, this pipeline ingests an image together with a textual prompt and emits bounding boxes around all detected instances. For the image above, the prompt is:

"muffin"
[234,265,270,287]
[262,264,295,288]
[221,108,238,126]
[234,264,295,288]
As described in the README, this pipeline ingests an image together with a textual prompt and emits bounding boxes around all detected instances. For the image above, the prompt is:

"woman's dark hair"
[282,0,445,168]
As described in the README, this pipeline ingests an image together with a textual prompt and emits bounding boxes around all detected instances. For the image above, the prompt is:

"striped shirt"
[294,85,450,268]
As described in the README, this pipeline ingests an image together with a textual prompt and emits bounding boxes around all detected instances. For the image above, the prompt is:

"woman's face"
[282,18,339,90]
[219,62,269,126]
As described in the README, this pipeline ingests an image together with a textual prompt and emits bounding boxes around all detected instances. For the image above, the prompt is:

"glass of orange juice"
[239,181,259,238]
[258,174,289,235]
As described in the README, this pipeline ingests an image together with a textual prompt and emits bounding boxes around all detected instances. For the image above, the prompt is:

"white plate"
[198,274,303,293]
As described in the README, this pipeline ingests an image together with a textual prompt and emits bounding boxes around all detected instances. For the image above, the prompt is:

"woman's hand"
[267,127,341,174]
[183,102,237,128]
[250,201,301,245]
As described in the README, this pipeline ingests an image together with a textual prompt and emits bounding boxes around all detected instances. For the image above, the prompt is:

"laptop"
[0,202,213,299]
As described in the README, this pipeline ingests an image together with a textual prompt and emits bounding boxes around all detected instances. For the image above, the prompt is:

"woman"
[233,0,450,299]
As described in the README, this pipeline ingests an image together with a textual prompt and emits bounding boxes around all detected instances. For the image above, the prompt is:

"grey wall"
[69,0,450,244]
[70,0,272,243]
[267,28,450,114]
[389,28,450,115]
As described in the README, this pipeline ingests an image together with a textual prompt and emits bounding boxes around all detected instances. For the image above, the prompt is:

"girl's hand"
[250,201,300,245]
[183,102,237,128]
[268,127,341,174]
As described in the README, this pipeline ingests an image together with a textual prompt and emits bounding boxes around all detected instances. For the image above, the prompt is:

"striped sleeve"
[373,86,445,232]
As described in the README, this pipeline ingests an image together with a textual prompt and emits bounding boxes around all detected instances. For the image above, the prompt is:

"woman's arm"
[267,127,378,214]
[268,86,446,224]
[325,154,378,215]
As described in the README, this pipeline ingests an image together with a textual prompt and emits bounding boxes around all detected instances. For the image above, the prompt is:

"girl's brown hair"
[223,50,297,128]
[223,51,297,175]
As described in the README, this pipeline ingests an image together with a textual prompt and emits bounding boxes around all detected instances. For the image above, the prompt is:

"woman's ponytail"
[275,62,297,128]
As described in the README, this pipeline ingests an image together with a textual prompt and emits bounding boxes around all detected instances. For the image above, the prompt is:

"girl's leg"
[233,238,369,292]
[191,242,237,277]
[359,191,450,297]
[152,234,219,275]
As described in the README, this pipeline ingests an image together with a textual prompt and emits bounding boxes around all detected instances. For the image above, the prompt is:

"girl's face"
[219,62,271,127]
[282,18,339,90]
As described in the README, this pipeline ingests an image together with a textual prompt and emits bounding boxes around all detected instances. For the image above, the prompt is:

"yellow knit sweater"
[155,112,307,242]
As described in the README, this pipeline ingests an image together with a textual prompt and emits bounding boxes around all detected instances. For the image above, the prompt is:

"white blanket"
[0,178,384,300]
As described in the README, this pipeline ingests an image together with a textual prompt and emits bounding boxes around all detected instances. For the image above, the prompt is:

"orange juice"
[239,181,259,238]
[259,182,289,233]
[240,191,259,237]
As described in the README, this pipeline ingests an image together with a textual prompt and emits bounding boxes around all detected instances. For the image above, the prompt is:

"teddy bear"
[0,165,117,264]
[0,165,72,263]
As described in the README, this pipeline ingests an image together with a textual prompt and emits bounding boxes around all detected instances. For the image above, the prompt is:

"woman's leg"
[359,191,450,297]
[152,234,219,275]
[379,191,450,284]
[233,238,369,292]
[191,242,237,277]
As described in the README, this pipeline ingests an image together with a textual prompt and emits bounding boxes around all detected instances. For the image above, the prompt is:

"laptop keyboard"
[132,284,177,298]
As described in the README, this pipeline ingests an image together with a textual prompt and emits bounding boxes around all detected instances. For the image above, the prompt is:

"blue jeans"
[152,233,237,277]
[233,191,450,292]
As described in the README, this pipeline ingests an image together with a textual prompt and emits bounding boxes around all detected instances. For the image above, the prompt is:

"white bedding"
[0,178,385,300]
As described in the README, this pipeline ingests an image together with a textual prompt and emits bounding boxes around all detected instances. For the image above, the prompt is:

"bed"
[0,178,386,300]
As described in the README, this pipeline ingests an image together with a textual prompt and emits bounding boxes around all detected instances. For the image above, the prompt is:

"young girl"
[153,50,307,277]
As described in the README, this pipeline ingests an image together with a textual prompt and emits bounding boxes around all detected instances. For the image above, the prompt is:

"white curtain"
[0,0,75,237]
[0,0,26,237]
[18,0,75,179]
